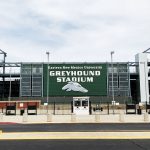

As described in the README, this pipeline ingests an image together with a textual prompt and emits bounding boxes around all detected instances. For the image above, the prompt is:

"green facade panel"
[43,63,107,96]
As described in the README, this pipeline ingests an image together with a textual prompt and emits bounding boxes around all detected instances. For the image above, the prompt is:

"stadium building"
[0,49,150,106]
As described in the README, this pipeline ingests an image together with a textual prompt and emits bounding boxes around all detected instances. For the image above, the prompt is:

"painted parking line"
[1,132,150,140]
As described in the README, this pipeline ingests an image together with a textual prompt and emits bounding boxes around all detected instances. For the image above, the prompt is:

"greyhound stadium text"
[49,70,101,82]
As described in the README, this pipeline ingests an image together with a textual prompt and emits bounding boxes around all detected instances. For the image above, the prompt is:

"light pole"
[111,51,115,114]
[8,68,12,102]
[46,51,50,114]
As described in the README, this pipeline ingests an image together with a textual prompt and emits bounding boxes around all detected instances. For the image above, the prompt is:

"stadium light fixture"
[46,51,50,114]
[111,51,115,114]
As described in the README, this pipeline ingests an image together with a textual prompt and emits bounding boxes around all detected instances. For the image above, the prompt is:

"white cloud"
[0,0,150,63]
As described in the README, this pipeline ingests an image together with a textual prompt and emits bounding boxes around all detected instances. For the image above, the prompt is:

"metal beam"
[0,49,7,56]
[0,62,21,67]
[143,48,150,53]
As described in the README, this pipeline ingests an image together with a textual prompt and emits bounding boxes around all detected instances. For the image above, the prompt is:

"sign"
[44,103,48,106]
[43,64,107,96]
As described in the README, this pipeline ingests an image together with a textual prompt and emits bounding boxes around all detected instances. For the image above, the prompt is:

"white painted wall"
[135,53,149,102]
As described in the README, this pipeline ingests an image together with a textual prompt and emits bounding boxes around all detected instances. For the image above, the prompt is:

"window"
[74,101,81,106]
[82,100,88,106]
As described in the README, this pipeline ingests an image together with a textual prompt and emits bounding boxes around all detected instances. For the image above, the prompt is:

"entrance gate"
[73,97,90,115]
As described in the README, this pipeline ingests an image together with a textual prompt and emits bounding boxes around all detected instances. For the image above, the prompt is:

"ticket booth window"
[75,101,81,107]
[82,100,88,107]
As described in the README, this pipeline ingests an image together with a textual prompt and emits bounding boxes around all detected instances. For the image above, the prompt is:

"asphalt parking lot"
[0,123,150,149]
[0,123,150,132]
[0,140,150,150]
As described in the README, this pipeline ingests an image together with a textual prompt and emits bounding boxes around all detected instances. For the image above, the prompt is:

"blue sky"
[0,0,150,62]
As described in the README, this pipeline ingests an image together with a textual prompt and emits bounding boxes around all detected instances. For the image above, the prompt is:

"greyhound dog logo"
[62,81,88,93]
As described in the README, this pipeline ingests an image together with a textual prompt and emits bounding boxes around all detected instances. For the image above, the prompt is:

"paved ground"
[0,123,150,140]
[0,123,150,149]
[0,140,150,150]
[0,123,150,132]
[1,131,150,140]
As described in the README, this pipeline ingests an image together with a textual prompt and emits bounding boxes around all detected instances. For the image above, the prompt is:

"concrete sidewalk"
[0,113,150,124]
[0,131,150,140]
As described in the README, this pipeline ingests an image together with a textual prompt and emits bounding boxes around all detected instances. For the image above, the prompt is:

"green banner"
[43,64,107,96]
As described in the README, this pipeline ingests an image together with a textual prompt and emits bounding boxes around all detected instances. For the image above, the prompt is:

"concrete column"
[22,113,28,122]
[0,113,3,121]
[119,112,124,122]
[71,113,76,123]
[135,53,149,103]
[95,112,100,123]
[47,114,52,122]
[144,113,149,122]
